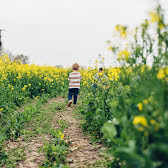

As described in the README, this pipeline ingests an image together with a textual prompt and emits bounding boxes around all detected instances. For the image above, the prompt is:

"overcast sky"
[1,0,166,67]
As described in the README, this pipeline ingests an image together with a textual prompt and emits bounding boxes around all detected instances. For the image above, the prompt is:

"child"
[93,67,108,87]
[67,63,82,107]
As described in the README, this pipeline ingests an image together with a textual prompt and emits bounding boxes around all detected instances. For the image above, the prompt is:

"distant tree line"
[1,49,29,64]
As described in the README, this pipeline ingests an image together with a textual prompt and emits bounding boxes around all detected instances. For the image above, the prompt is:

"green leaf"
[101,122,117,141]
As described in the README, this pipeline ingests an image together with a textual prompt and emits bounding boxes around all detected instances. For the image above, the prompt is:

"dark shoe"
[67,100,72,107]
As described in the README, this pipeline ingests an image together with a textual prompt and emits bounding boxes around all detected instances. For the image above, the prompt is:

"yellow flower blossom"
[133,116,148,127]
[143,99,148,104]
[137,103,143,111]
[22,85,27,91]
[83,81,87,85]
[61,134,64,140]
[149,11,160,23]
[58,131,64,140]
[107,46,113,50]
[159,23,164,30]
[17,137,21,141]
[115,25,127,38]
[166,68,168,75]
[157,69,165,79]
[94,60,99,64]
[118,50,130,61]
[35,96,39,100]
[98,72,104,77]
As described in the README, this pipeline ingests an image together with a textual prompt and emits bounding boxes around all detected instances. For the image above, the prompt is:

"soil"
[5,96,105,168]
[54,98,105,168]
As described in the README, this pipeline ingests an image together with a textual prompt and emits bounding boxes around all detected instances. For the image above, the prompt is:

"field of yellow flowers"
[0,4,168,168]
[0,56,69,140]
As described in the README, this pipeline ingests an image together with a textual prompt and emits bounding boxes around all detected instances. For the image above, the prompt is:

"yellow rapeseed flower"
[159,23,164,30]
[115,25,127,38]
[166,68,168,75]
[137,103,143,111]
[107,46,113,50]
[118,50,130,61]
[83,81,87,85]
[102,58,105,62]
[61,133,64,140]
[94,60,99,64]
[133,116,148,127]
[149,11,160,23]
[98,72,103,77]
[143,99,148,104]
[58,131,64,140]
[115,25,120,32]
[17,137,21,141]
[35,96,39,100]
[157,69,165,79]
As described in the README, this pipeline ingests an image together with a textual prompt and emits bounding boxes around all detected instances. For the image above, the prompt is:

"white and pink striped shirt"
[68,71,82,89]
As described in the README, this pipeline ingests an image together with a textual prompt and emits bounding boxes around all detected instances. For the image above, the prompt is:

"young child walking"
[67,63,82,107]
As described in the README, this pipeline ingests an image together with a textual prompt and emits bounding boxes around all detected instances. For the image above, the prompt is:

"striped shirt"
[68,71,82,88]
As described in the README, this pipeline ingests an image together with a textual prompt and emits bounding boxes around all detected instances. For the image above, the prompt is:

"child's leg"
[68,88,73,100]
[73,88,79,104]
[68,88,73,107]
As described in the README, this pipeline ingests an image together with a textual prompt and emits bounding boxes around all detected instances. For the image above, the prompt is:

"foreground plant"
[79,4,168,168]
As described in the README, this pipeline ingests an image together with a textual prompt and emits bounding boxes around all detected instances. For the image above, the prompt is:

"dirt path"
[53,99,105,168]
[15,97,65,168]
[5,96,105,168]
[5,136,45,168]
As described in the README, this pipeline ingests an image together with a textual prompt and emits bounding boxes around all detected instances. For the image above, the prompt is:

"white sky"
[0,0,164,67]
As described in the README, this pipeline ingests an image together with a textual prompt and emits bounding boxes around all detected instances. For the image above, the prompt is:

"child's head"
[99,67,103,72]
[72,63,79,71]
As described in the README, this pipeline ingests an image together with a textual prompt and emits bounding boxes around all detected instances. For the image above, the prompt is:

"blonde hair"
[72,63,79,70]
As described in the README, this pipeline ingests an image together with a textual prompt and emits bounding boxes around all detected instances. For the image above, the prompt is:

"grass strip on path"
[3,96,69,168]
